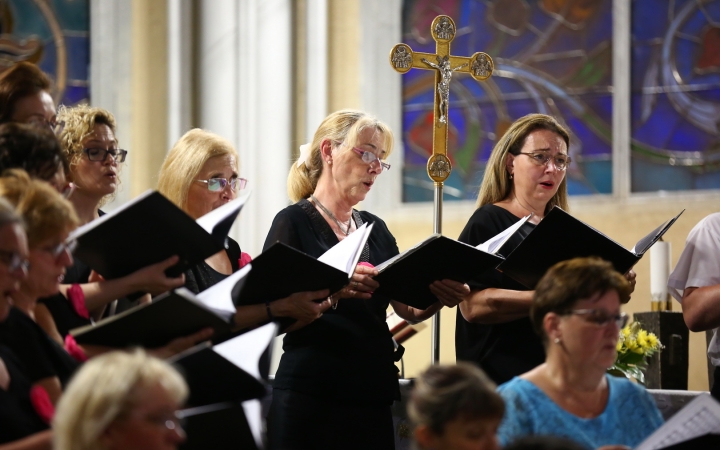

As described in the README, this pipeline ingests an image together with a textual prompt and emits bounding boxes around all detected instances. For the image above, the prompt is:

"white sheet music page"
[195,189,252,234]
[194,264,252,314]
[635,394,720,450]
[317,223,374,275]
[212,322,277,380]
[476,214,531,254]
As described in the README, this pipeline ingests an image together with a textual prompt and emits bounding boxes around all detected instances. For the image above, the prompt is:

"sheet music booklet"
[635,394,720,450]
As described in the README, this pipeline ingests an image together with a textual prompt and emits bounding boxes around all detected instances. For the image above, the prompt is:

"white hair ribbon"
[296,143,312,168]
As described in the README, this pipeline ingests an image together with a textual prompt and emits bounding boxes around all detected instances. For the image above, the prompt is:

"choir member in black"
[265,109,468,450]
[0,197,53,450]
[35,105,185,343]
[54,350,187,450]
[455,113,636,384]
[0,62,58,132]
[0,172,80,404]
[158,128,330,330]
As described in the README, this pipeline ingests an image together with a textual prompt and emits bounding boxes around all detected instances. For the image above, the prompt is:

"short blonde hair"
[287,109,394,202]
[57,104,120,207]
[0,169,78,247]
[476,114,570,213]
[158,128,239,212]
[53,349,188,450]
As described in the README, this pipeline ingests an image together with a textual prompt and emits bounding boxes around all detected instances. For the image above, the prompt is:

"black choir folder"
[497,207,684,289]
[68,189,251,279]
[69,265,250,348]
[374,216,530,310]
[635,394,720,450]
[232,223,374,307]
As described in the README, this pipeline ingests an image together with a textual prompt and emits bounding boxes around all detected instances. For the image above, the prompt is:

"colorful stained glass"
[401,0,614,201]
[631,0,720,192]
[0,0,90,106]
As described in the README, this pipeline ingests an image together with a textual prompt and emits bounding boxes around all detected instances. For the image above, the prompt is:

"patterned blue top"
[497,375,663,449]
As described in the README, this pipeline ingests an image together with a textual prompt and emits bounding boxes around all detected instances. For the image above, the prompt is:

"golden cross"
[389,15,493,183]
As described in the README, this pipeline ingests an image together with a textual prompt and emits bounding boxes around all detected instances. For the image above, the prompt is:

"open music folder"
[373,216,530,310]
[69,189,251,279]
[635,394,720,450]
[497,207,684,289]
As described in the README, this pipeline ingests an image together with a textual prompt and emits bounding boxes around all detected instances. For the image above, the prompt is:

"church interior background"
[4,0,720,390]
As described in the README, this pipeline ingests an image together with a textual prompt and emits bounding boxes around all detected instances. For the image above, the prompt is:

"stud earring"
[554,337,561,344]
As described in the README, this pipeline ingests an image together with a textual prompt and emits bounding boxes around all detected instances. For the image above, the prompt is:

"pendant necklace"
[311,195,352,236]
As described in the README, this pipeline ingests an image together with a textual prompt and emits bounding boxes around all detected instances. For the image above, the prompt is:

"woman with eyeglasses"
[455,114,637,386]
[33,105,188,345]
[53,349,187,450]
[158,128,330,330]
[0,196,54,450]
[265,110,468,450]
[0,62,60,133]
[496,257,662,449]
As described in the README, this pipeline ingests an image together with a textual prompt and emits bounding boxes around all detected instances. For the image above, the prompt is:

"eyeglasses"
[133,411,186,435]
[39,240,77,260]
[350,147,391,172]
[566,309,628,329]
[518,152,571,171]
[83,148,128,163]
[24,117,65,135]
[195,177,247,192]
[0,249,30,274]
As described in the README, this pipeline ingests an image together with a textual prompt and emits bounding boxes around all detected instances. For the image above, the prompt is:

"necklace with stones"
[311,195,352,236]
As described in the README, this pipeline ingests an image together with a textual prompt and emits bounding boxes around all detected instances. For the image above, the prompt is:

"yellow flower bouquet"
[608,321,663,384]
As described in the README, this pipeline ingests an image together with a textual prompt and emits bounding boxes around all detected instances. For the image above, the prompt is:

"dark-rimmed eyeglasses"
[0,249,30,273]
[518,152,571,171]
[195,177,248,192]
[84,148,128,163]
[566,309,628,329]
[350,147,391,172]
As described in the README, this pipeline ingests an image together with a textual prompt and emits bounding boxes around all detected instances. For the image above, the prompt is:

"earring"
[554,337,561,344]
[510,174,513,179]
[328,159,332,165]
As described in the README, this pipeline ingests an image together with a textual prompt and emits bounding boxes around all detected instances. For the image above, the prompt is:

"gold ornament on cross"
[389,15,494,183]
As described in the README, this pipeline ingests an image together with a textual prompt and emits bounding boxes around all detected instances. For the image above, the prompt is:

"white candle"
[650,241,671,302]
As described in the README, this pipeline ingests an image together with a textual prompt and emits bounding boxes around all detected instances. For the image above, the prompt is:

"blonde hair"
[158,128,239,212]
[476,113,570,213]
[53,349,188,450]
[0,169,78,246]
[57,104,120,207]
[287,109,394,202]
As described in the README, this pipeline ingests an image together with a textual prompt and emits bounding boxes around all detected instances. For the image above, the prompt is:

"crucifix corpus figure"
[421,55,468,125]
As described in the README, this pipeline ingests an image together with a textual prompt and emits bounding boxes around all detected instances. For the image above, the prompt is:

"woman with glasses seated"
[34,105,188,345]
[53,349,187,450]
[455,114,636,385]
[158,129,331,330]
[265,110,468,450]
[496,257,662,449]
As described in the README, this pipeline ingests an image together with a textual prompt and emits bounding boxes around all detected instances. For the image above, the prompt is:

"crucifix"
[389,15,494,364]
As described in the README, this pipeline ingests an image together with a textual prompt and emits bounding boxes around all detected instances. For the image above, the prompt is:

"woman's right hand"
[127,255,186,295]
[272,289,331,323]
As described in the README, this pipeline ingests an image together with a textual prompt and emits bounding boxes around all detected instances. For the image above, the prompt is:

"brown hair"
[531,257,631,344]
[408,362,504,436]
[476,114,570,213]
[0,62,53,124]
[287,109,394,202]
[0,169,78,246]
[0,122,67,180]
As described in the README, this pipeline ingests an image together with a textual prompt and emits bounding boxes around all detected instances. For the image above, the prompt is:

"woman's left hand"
[429,279,470,308]
[338,264,379,300]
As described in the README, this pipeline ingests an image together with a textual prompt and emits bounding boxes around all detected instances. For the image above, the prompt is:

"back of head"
[53,349,188,450]
[287,109,394,202]
[476,114,570,213]
[0,122,66,180]
[408,362,505,436]
[158,128,239,212]
[0,62,52,124]
[0,169,78,247]
[531,257,631,343]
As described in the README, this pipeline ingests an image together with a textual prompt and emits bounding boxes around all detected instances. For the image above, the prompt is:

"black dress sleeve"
[263,206,304,252]
[0,347,49,443]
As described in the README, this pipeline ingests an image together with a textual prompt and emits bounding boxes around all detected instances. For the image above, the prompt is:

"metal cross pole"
[389,15,494,364]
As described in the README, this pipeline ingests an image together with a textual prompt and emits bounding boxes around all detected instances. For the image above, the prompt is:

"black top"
[0,308,79,386]
[0,346,49,443]
[264,200,400,407]
[183,237,241,294]
[455,204,544,385]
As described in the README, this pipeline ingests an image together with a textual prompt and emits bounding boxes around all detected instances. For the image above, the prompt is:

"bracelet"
[329,295,339,310]
[265,300,274,320]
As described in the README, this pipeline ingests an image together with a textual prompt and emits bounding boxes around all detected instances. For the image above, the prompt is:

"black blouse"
[183,237,241,294]
[0,308,79,387]
[264,200,400,407]
[455,204,545,385]
[0,346,49,444]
